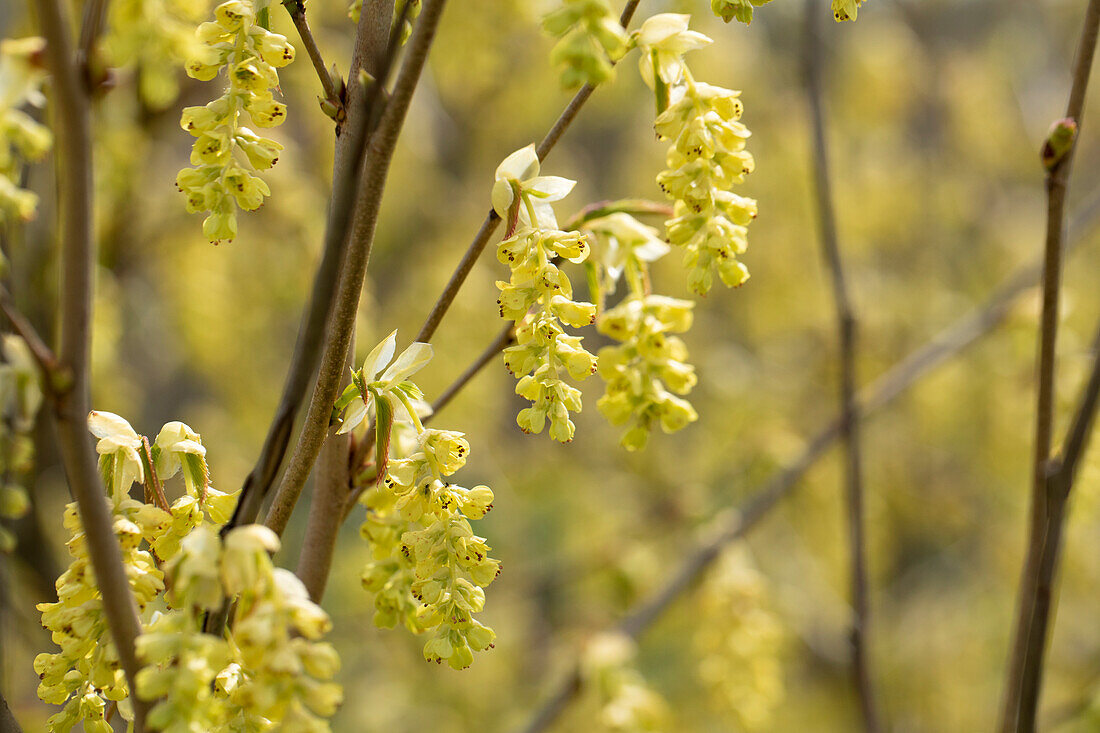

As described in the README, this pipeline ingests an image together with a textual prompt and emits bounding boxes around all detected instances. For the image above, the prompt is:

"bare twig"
[295,341,355,602]
[0,691,21,733]
[31,0,147,728]
[1013,319,1100,730]
[515,199,1100,733]
[282,0,342,111]
[413,0,644,344]
[1001,1,1100,729]
[804,4,880,731]
[0,290,63,389]
[431,324,517,417]
[76,0,109,88]
[290,1,396,605]
[227,0,404,532]
[265,0,449,537]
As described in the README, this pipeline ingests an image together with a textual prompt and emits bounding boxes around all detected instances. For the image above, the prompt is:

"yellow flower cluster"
[710,0,773,25]
[832,0,866,22]
[493,144,598,442]
[0,37,52,226]
[694,548,784,730]
[583,212,699,450]
[138,525,343,731]
[597,295,698,451]
[543,0,628,89]
[176,0,295,243]
[341,333,500,669]
[34,501,164,731]
[34,413,237,731]
[0,335,42,552]
[635,14,758,295]
[359,425,500,669]
[581,633,668,732]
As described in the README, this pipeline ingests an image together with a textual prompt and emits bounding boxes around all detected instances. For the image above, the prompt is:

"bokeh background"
[2,0,1100,730]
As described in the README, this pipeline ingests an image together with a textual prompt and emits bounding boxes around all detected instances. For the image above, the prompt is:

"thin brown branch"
[1001,1,1100,729]
[804,4,880,731]
[0,691,22,733]
[515,199,1100,733]
[226,0,405,533]
[296,341,355,602]
[290,1,396,604]
[265,0,448,538]
[31,0,148,728]
[431,324,517,417]
[283,0,342,109]
[413,0,644,344]
[1013,317,1100,730]
[76,0,109,89]
[0,290,64,390]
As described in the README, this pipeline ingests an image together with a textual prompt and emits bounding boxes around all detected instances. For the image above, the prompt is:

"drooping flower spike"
[176,0,296,243]
[543,0,629,89]
[633,14,758,295]
[0,37,51,226]
[710,0,774,25]
[492,144,599,443]
[335,333,501,669]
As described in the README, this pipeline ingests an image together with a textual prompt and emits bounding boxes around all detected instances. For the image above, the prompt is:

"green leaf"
[652,51,669,115]
[182,452,210,500]
[395,381,424,401]
[373,390,395,486]
[331,381,361,423]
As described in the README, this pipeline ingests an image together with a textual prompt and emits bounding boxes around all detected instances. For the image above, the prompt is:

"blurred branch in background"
[803,1,882,730]
[0,290,61,389]
[1002,0,1100,729]
[75,0,108,86]
[515,186,1100,733]
[1,691,21,733]
[1014,319,1100,728]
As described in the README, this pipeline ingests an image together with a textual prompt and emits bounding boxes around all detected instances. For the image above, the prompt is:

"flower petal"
[87,411,140,444]
[519,199,559,230]
[362,330,398,380]
[491,179,515,219]
[379,342,434,385]
[636,13,690,46]
[337,398,369,435]
[527,175,576,202]
[635,238,671,261]
[495,144,540,182]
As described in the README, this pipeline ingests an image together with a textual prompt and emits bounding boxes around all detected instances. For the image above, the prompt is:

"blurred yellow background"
[3,0,1100,730]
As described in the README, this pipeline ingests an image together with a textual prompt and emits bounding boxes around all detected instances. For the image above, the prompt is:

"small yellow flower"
[634,13,711,89]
